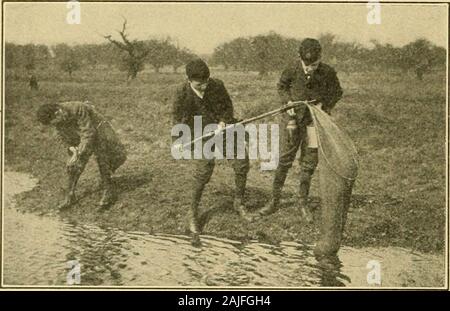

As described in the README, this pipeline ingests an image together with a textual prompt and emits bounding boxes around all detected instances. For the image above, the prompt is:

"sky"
[4,2,448,54]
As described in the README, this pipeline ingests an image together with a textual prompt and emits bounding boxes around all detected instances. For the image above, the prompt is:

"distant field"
[4,67,447,253]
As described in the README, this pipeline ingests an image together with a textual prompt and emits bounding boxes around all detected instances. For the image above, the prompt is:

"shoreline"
[5,166,445,256]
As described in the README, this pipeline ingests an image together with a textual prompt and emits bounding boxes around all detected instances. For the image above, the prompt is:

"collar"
[301,59,321,75]
[190,83,205,99]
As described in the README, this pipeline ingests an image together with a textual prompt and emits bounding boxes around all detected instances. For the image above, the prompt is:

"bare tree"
[104,19,149,80]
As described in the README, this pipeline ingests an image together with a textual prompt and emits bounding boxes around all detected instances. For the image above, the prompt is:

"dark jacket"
[172,78,235,129]
[54,101,126,169]
[278,62,343,124]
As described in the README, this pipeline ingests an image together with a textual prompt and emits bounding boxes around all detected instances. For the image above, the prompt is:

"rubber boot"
[258,194,280,217]
[58,193,76,210]
[258,167,288,216]
[189,187,202,235]
[99,186,117,207]
[233,173,252,221]
[188,206,200,234]
[187,179,206,247]
[99,176,117,207]
[233,197,253,222]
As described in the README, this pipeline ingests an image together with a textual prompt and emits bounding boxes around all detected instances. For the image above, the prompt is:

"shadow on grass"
[63,170,154,209]
[197,186,271,231]
[113,170,153,194]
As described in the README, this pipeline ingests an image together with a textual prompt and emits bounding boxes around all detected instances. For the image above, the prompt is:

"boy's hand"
[286,101,296,116]
[66,146,83,175]
[67,146,79,166]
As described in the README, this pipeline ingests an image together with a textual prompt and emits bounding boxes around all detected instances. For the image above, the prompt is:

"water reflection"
[3,203,352,287]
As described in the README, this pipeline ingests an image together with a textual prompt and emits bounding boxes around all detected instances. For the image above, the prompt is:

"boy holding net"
[172,59,251,238]
[258,38,343,222]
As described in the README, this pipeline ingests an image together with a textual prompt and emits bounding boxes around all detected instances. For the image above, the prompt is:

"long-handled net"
[306,104,359,259]
[176,100,359,258]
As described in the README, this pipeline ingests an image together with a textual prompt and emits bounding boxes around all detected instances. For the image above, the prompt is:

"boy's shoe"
[258,199,279,217]
[99,188,117,207]
[233,198,253,222]
[58,194,76,210]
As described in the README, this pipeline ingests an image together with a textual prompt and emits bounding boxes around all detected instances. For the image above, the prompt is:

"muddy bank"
[3,171,445,287]
[8,157,446,254]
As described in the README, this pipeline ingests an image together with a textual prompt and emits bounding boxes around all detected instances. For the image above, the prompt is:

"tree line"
[210,32,446,79]
[5,30,446,81]
[6,40,196,78]
[5,21,197,80]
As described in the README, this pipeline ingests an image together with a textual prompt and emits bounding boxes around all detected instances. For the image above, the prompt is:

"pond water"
[2,172,445,288]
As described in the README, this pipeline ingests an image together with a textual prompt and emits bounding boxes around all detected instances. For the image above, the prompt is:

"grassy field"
[4,66,447,253]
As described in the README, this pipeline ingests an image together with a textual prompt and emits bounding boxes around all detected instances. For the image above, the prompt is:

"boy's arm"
[321,69,343,113]
[75,104,96,157]
[172,86,188,142]
[217,80,234,124]
[277,67,294,105]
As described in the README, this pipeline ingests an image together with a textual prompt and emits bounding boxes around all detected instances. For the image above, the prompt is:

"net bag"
[307,104,358,259]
